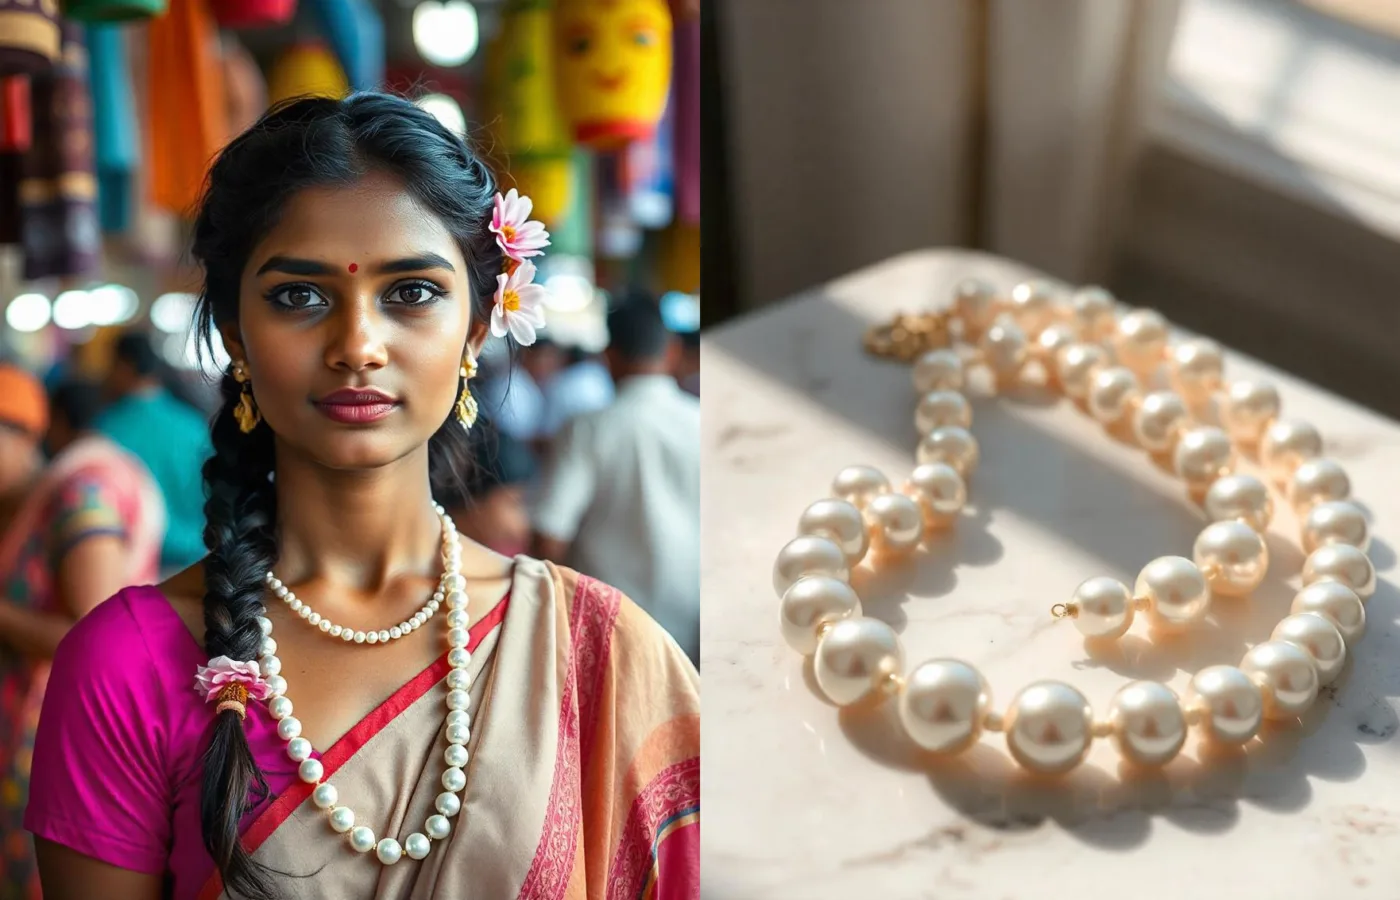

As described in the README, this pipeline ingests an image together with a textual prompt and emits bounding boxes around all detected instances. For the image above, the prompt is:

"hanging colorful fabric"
[672,11,698,225]
[86,24,138,233]
[623,81,673,229]
[0,76,29,244]
[64,0,167,22]
[267,42,349,105]
[147,0,228,216]
[553,0,672,149]
[304,0,383,92]
[208,0,295,29]
[0,0,60,76]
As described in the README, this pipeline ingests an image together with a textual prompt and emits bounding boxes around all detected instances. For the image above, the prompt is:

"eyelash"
[264,280,449,311]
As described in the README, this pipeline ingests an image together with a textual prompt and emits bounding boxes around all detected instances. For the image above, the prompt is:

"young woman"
[25,94,700,900]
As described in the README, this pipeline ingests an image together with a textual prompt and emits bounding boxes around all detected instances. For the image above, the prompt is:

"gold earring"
[231,361,261,434]
[455,355,479,430]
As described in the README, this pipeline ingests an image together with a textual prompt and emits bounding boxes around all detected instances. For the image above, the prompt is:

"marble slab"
[700,250,1400,899]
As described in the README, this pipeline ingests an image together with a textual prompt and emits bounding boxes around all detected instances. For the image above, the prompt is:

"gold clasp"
[863,311,954,362]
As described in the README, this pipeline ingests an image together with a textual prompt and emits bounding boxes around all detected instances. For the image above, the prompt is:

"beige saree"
[199,557,700,899]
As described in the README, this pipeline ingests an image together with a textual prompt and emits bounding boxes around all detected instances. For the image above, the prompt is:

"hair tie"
[215,684,249,720]
[195,655,272,721]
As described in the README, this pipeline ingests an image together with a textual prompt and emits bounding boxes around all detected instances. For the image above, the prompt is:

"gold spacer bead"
[1091,719,1114,739]
[982,710,1005,733]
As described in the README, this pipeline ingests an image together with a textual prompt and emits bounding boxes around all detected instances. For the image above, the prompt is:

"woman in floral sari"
[25,93,699,900]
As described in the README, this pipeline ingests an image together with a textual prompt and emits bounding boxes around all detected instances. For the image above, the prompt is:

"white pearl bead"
[1188,665,1263,744]
[1055,343,1108,400]
[1005,681,1093,774]
[953,278,998,336]
[298,758,324,784]
[436,791,462,817]
[259,637,277,658]
[426,814,451,840]
[1259,419,1323,484]
[1173,427,1234,491]
[1303,544,1376,599]
[427,601,441,613]
[448,648,472,669]
[277,716,302,740]
[447,609,469,629]
[903,463,966,530]
[330,624,342,637]
[1168,338,1224,404]
[257,616,273,636]
[354,631,367,644]
[445,744,470,768]
[912,349,964,394]
[1272,613,1346,686]
[259,655,281,678]
[1136,556,1210,627]
[864,492,924,558]
[1291,581,1366,644]
[376,838,403,865]
[1008,280,1058,335]
[349,826,376,853]
[980,317,1029,380]
[897,659,990,753]
[289,598,303,613]
[831,465,890,509]
[341,629,354,641]
[446,689,471,711]
[1071,285,1117,339]
[286,737,312,762]
[446,722,471,745]
[265,675,287,697]
[1241,640,1318,720]
[329,806,355,833]
[377,630,391,643]
[915,390,972,433]
[779,576,861,656]
[812,617,903,706]
[1069,576,1134,640]
[772,535,848,597]
[442,766,466,792]
[405,833,431,860]
[1035,324,1078,371]
[1108,681,1186,767]
[1219,380,1280,445]
[448,628,469,648]
[1193,520,1269,597]
[307,612,322,627]
[1114,309,1168,377]
[1204,474,1273,533]
[412,613,426,627]
[1302,500,1370,553]
[312,783,338,809]
[1087,366,1140,425]
[268,696,293,720]
[447,668,472,690]
[447,709,471,729]
[797,498,869,567]
[446,590,468,609]
[443,574,466,593]
[916,426,979,478]
[298,606,311,619]
[1132,391,1188,453]
[367,631,380,644]
[390,626,403,640]
[1288,459,1350,511]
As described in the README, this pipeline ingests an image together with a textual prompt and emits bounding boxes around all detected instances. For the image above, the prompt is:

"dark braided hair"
[190,92,504,898]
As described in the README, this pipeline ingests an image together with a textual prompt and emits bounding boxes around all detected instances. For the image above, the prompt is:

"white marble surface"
[700,250,1400,899]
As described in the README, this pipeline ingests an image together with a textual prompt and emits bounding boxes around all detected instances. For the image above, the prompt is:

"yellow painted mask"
[554,0,672,149]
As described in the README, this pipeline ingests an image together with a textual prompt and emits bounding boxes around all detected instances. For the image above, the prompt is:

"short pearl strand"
[258,504,476,864]
[777,281,1376,774]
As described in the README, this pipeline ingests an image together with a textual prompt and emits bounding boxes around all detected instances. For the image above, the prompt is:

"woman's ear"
[466,319,490,360]
[219,323,247,369]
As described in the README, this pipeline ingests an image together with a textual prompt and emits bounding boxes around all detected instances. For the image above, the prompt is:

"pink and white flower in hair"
[490,188,551,263]
[491,258,549,346]
[194,655,273,703]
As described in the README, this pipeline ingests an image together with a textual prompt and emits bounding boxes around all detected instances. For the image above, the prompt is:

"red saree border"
[196,593,511,900]
[604,757,701,900]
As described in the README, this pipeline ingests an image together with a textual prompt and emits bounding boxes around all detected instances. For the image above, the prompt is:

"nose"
[323,300,389,373]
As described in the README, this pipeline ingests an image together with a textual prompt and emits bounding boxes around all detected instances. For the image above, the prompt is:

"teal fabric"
[86,24,137,234]
[96,390,211,571]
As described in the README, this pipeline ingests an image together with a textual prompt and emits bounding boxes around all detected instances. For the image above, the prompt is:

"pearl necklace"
[256,504,475,864]
[265,572,447,646]
[775,280,1376,774]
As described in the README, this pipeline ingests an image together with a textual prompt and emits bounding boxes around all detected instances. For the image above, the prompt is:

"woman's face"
[226,171,489,472]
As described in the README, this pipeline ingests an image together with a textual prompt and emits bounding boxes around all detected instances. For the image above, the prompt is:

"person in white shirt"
[531,297,700,663]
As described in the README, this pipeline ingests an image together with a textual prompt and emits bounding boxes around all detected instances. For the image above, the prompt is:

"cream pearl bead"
[1303,544,1376,600]
[1302,501,1370,553]
[1259,419,1323,484]
[915,390,973,434]
[912,349,964,394]
[897,660,991,754]
[798,499,869,567]
[1188,665,1263,744]
[329,806,355,833]
[1204,474,1273,533]
[442,766,467,792]
[1241,640,1319,720]
[426,814,452,840]
[1114,309,1169,376]
[1035,323,1078,369]
[812,617,904,706]
[1272,613,1347,686]
[445,744,470,769]
[1168,338,1224,404]
[980,317,1029,379]
[953,278,998,337]
[1132,391,1189,453]
[1136,556,1210,627]
[277,716,302,741]
[780,576,862,655]
[772,535,849,597]
[436,791,462,817]
[268,696,294,721]
[1068,576,1135,640]
[1109,681,1186,767]
[903,463,966,530]
[865,493,925,558]
[405,833,431,860]
[298,758,324,784]
[1071,285,1117,340]
[1087,366,1140,424]
[831,465,890,510]
[916,426,979,478]
[1004,681,1093,775]
[1055,343,1109,400]
[286,737,312,763]
[349,826,376,853]
[1173,427,1234,490]
[376,838,403,865]
[1008,280,1057,335]
[1291,581,1366,644]
[1288,458,1350,511]
[1218,380,1281,445]
[312,782,338,809]
[1193,520,1269,597]
[447,668,472,690]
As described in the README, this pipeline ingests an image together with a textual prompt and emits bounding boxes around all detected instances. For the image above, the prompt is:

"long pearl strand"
[257,504,475,864]
[777,280,1376,774]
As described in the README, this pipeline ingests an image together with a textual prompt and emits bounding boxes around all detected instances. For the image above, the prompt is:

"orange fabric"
[0,365,47,437]
[146,0,227,216]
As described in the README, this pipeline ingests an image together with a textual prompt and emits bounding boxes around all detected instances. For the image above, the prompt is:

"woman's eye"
[269,284,326,309]
[388,282,443,305]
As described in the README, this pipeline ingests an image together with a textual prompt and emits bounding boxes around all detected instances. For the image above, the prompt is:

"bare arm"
[0,535,126,658]
[36,840,163,900]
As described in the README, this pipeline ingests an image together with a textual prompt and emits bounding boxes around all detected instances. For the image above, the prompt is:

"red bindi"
[348,263,358,273]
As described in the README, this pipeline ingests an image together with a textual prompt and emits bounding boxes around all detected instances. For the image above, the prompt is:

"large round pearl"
[1219,380,1281,445]
[446,723,470,745]
[1087,366,1140,425]
[286,737,312,763]
[349,826,376,853]
[1272,613,1347,685]
[1193,520,1269,597]
[1108,681,1187,767]
[298,758,324,784]
[1136,556,1210,626]
[1241,640,1319,720]
[865,493,925,557]
[903,463,966,529]
[1173,427,1234,491]
[376,838,403,865]
[813,617,904,706]
[1114,309,1169,376]
[268,696,294,721]
[1259,419,1323,484]
[1035,324,1078,370]
[445,689,472,711]
[1303,544,1376,600]
[277,716,302,741]
[1204,474,1273,533]
[1069,576,1135,640]
[915,390,973,433]
[1188,665,1263,744]
[916,426,979,478]
[1291,581,1366,644]
[447,668,471,690]
[831,465,890,509]
[912,349,964,393]
[798,499,869,567]
[405,833,431,860]
[1302,500,1370,553]
[954,278,998,337]
[1168,338,1224,404]
[980,317,1029,379]
[1004,681,1093,774]
[1008,280,1057,335]
[1071,285,1117,339]
[1055,343,1109,400]
[436,791,462,817]
[780,576,862,655]
[444,744,470,768]
[442,767,467,792]
[312,783,338,810]
[1288,458,1350,511]
[772,535,848,597]
[897,659,991,754]
[425,814,451,840]
[259,655,282,678]
[329,806,356,833]
[1132,391,1188,453]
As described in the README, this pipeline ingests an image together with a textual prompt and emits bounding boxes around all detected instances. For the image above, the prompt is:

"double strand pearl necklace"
[256,504,477,864]
[774,281,1376,774]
